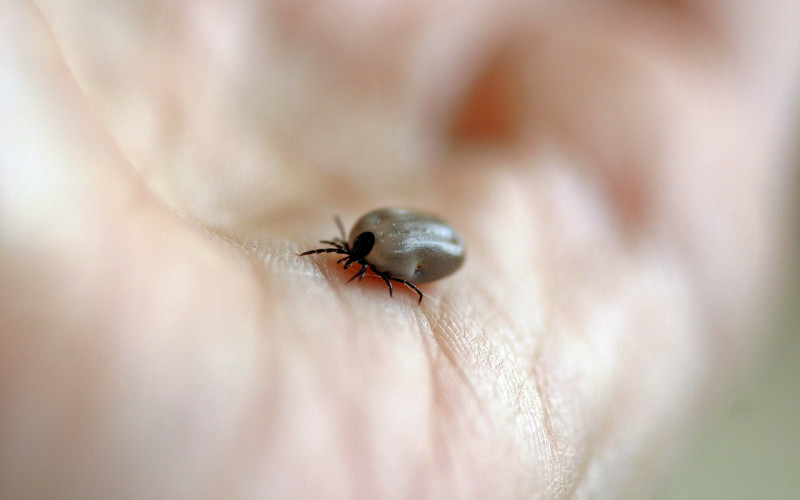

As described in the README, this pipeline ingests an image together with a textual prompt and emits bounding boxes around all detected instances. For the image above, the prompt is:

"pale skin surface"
[1,0,799,498]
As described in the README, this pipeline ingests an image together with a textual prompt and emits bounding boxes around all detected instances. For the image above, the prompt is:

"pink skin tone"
[2,1,799,497]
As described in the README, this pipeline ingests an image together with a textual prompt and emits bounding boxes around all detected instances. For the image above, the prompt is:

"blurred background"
[659,162,800,499]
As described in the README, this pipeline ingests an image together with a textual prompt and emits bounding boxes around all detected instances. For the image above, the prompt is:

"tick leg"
[320,240,344,249]
[334,238,350,252]
[334,216,347,240]
[368,265,394,297]
[347,263,368,283]
[390,277,424,304]
[298,247,348,256]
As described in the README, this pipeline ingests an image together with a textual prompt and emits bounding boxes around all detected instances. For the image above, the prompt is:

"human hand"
[2,0,798,497]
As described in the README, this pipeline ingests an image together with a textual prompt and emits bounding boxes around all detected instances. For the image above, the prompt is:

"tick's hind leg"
[390,277,424,304]
[369,265,394,298]
[368,265,423,303]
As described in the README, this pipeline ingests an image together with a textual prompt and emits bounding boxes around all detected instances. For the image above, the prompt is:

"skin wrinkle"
[563,313,632,498]
[418,306,464,495]
[561,359,615,499]
[430,286,556,496]
[460,279,565,495]
[526,164,645,498]
[424,300,503,494]
[527,348,565,495]
[543,277,616,496]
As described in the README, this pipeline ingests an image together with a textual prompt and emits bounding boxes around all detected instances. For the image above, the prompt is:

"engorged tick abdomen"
[347,208,465,283]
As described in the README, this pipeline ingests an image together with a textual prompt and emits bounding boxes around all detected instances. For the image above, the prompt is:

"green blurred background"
[659,168,800,499]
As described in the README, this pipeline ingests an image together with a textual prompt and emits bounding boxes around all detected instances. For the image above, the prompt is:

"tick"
[298,208,466,303]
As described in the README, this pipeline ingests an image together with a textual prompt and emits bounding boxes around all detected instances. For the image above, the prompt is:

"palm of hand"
[2,1,797,497]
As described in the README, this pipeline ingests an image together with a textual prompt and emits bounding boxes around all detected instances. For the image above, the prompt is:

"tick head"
[350,232,375,260]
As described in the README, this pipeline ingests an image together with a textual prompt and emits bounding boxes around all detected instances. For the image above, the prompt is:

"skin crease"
[1,0,799,498]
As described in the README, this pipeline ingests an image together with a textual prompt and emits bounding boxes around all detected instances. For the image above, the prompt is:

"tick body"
[298,208,465,303]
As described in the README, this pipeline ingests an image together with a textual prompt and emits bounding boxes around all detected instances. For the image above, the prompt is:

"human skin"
[1,0,798,498]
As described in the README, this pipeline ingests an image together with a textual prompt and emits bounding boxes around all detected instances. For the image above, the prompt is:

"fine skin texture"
[1,0,799,498]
